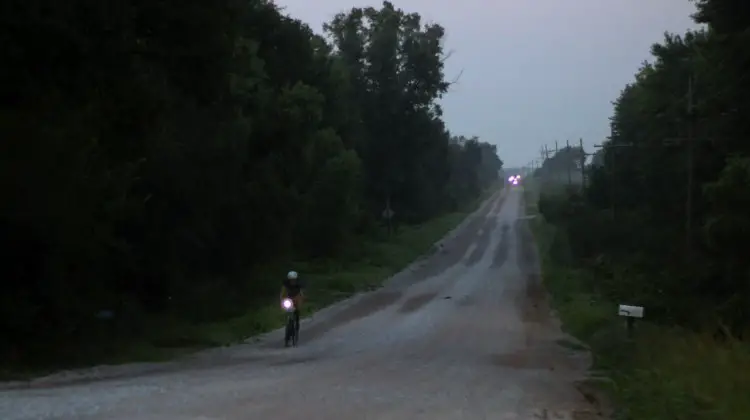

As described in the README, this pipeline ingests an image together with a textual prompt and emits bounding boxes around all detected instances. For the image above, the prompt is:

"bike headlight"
[282,298,293,310]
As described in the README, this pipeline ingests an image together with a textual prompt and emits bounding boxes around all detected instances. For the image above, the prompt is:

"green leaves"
[0,0,503,366]
[552,0,750,333]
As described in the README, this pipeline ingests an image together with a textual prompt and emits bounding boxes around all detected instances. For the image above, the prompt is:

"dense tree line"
[0,1,502,364]
[537,0,750,334]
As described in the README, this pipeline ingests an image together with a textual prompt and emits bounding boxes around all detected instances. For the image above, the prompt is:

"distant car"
[507,174,521,185]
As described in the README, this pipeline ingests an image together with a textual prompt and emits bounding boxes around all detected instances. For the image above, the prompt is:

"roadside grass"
[523,181,750,420]
[0,186,499,381]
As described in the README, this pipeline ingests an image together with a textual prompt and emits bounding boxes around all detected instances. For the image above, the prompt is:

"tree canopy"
[0,0,502,364]
[538,0,750,332]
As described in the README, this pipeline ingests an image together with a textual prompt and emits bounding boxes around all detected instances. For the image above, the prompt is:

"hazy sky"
[274,0,700,167]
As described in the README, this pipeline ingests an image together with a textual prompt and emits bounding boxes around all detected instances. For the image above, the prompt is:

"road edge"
[0,187,505,391]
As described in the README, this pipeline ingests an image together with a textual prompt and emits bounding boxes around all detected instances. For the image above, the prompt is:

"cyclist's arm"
[280,286,287,301]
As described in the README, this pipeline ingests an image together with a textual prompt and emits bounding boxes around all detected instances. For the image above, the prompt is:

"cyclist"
[280,270,304,336]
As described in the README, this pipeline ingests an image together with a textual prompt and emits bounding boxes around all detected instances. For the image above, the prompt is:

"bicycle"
[281,298,299,347]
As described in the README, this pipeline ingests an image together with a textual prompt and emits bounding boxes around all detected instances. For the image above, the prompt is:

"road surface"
[0,187,605,419]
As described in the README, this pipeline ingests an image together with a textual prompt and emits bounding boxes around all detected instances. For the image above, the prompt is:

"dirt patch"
[398,292,439,313]
[513,216,555,360]
[489,349,557,371]
[489,337,585,374]
[490,351,534,369]
[514,217,550,324]
[301,291,402,341]
[523,274,550,324]
[515,218,537,270]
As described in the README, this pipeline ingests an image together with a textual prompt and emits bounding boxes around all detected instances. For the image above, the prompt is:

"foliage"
[536,0,750,332]
[529,180,750,420]
[0,0,502,367]
[528,1,750,417]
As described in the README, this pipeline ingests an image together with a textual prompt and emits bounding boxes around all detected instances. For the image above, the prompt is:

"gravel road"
[0,187,606,419]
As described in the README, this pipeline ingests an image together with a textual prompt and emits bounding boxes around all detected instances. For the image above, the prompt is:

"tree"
[0,0,503,366]
[540,0,750,330]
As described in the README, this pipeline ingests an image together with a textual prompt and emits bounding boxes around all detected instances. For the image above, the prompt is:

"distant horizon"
[275,0,700,167]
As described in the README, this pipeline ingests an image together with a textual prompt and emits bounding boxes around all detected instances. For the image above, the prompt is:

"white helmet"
[287,270,298,280]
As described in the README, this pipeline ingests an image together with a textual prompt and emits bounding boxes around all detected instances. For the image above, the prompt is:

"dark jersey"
[283,278,304,297]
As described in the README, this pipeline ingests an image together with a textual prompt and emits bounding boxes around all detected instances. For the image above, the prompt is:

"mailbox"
[618,304,644,318]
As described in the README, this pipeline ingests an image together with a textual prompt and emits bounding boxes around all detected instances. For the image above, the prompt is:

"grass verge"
[523,181,750,420]
[1,186,500,381]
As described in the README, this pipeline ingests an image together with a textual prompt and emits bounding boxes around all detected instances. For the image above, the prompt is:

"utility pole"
[566,139,572,185]
[554,141,559,184]
[579,138,593,189]
[594,132,634,219]
[594,141,614,218]
[662,73,722,257]
[685,74,695,256]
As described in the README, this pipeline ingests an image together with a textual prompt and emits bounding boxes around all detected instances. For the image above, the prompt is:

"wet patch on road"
[455,295,476,307]
[301,291,402,342]
[490,222,511,268]
[397,292,439,313]
[489,192,506,215]
[413,192,507,278]
[465,216,498,265]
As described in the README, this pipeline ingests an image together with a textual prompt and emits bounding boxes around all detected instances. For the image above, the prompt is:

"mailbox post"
[618,304,644,337]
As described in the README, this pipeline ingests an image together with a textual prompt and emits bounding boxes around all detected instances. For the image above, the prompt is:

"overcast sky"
[274,0,701,167]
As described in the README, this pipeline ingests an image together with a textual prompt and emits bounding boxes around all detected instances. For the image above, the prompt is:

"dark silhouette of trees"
[539,0,750,333]
[0,1,502,365]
